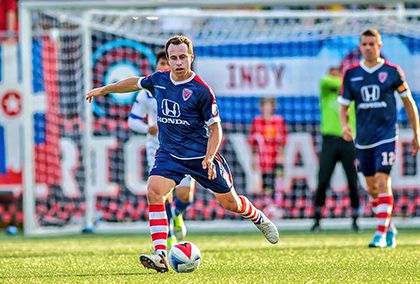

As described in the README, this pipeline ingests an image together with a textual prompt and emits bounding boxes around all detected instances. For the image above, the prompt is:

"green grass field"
[0,229,419,283]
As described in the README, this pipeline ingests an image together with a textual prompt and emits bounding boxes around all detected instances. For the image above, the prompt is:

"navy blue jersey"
[138,71,220,159]
[338,60,408,149]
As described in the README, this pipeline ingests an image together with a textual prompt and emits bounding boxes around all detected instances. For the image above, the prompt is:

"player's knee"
[375,173,390,193]
[365,180,377,196]
[147,185,165,203]
[375,179,387,193]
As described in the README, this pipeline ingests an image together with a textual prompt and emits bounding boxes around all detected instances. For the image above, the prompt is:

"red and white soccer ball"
[168,241,201,273]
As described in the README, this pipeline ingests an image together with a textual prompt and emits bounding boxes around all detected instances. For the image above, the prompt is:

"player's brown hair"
[360,28,382,44]
[328,66,340,73]
[156,49,167,64]
[165,35,194,56]
[260,97,276,108]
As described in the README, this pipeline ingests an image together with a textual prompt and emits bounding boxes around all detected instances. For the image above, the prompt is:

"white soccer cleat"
[139,253,169,273]
[255,212,279,244]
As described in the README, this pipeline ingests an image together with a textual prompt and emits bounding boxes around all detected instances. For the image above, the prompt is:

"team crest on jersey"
[182,88,193,101]
[378,72,388,83]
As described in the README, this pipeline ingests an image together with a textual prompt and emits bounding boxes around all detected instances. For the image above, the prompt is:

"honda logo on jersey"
[378,72,388,83]
[182,88,193,101]
[162,99,180,117]
[361,85,380,102]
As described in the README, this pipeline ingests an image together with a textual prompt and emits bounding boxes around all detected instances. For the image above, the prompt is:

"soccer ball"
[168,241,201,273]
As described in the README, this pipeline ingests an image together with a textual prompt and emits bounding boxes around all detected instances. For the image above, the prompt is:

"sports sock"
[238,195,262,224]
[174,197,192,216]
[165,202,174,238]
[370,199,378,214]
[375,193,393,236]
[149,204,168,257]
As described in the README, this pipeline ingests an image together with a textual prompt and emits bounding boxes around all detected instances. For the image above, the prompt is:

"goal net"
[20,4,420,235]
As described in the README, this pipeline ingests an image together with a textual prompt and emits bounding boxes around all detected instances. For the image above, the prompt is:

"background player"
[339,28,420,248]
[312,66,359,232]
[249,97,287,197]
[128,49,193,248]
[86,35,279,273]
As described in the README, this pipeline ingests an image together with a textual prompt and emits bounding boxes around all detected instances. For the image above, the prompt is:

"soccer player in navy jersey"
[338,29,420,248]
[86,35,279,272]
[128,49,193,249]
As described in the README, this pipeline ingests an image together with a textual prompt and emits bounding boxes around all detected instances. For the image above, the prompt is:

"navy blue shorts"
[150,150,233,193]
[356,141,396,176]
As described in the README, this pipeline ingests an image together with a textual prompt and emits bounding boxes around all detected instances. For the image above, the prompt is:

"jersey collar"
[170,71,196,85]
[360,58,384,74]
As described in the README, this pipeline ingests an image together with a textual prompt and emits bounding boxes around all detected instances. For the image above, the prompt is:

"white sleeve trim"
[137,76,145,89]
[398,89,409,98]
[205,116,221,126]
[337,96,351,106]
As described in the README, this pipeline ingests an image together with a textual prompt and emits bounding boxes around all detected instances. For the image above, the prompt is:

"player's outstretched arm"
[401,92,420,155]
[86,76,141,103]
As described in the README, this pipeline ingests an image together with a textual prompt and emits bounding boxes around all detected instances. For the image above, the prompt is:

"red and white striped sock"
[370,199,378,214]
[372,198,395,232]
[375,194,393,236]
[238,195,262,224]
[148,204,168,257]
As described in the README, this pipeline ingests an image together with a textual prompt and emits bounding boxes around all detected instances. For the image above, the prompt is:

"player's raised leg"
[140,175,176,273]
[197,152,279,244]
[214,189,279,244]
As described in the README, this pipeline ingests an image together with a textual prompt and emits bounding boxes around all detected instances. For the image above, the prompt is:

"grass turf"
[0,229,419,283]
